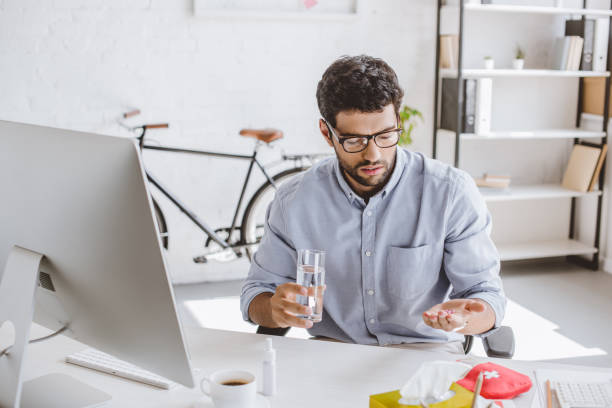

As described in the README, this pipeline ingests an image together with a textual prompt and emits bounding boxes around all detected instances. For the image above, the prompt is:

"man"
[240,55,505,354]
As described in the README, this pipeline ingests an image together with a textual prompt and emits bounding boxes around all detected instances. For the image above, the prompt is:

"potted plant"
[484,56,495,70]
[398,105,423,146]
[513,46,525,70]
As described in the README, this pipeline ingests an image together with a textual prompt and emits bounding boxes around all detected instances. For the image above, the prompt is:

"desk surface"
[16,324,612,407]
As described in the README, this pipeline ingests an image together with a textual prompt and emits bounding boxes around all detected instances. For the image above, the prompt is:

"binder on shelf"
[562,143,608,192]
[565,19,594,70]
[440,78,477,133]
[475,78,492,135]
[593,17,609,72]
[439,35,458,69]
[464,78,477,133]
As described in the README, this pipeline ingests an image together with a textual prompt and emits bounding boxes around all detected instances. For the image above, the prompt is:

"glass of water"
[295,249,325,322]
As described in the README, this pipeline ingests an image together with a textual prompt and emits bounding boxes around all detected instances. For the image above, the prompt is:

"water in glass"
[296,264,325,322]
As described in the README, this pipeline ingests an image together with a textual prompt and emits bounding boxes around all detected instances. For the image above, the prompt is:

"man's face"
[319,104,398,197]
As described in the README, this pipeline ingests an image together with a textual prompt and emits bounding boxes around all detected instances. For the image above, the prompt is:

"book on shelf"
[552,36,583,70]
[561,143,608,192]
[475,174,511,189]
[552,37,571,70]
[439,34,458,69]
[589,143,608,191]
[565,19,594,70]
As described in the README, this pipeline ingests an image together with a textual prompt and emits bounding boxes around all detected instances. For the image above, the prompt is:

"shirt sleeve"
[443,171,506,336]
[240,191,297,324]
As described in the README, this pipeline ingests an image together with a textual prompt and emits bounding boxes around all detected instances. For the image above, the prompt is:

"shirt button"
[369,318,375,324]
[365,251,371,257]
[366,211,372,216]
[367,289,375,296]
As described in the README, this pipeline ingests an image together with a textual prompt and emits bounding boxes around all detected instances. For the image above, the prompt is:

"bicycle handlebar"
[143,124,169,129]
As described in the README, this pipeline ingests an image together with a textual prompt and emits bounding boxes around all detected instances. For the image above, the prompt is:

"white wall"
[1,0,610,282]
[0,0,437,282]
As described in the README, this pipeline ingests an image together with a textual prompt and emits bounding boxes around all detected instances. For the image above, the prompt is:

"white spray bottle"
[262,337,276,396]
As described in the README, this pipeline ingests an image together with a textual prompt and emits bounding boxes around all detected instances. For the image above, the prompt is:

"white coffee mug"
[200,369,256,408]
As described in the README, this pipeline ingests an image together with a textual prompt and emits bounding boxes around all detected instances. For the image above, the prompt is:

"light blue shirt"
[240,148,505,345]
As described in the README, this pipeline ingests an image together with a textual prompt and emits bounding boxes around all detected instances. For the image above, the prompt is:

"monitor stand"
[0,246,112,408]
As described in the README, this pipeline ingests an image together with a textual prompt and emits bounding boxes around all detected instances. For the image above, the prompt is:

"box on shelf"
[582,77,612,116]
[439,35,458,69]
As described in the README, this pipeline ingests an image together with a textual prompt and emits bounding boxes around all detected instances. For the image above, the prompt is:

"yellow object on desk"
[370,382,475,408]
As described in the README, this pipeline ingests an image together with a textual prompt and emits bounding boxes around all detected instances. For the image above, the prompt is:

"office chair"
[256,325,515,359]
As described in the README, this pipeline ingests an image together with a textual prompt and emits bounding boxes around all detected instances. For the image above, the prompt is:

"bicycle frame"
[137,129,279,250]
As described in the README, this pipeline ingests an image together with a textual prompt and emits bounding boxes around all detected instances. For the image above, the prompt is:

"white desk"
[15,324,612,407]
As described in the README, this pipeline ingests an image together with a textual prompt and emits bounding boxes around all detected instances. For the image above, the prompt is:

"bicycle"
[119,110,329,264]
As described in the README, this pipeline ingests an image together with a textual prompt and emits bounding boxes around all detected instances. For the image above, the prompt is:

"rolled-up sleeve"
[443,172,506,334]
[240,191,297,323]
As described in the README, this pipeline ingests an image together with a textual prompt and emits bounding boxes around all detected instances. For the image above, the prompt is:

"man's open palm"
[422,299,486,333]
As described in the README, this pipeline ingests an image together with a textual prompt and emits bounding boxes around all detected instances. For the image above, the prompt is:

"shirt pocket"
[385,244,441,300]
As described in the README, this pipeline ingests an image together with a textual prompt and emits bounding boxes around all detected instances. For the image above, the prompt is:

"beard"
[337,153,395,189]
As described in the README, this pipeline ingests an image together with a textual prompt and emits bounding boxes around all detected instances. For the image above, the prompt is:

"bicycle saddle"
[239,128,283,143]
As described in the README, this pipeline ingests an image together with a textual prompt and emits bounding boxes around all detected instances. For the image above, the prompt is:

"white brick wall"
[2,0,610,282]
[0,0,438,282]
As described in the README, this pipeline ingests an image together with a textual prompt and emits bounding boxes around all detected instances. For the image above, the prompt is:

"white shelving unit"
[497,239,598,261]
[481,184,602,202]
[437,128,606,140]
[440,68,610,78]
[433,1,609,269]
[463,3,612,16]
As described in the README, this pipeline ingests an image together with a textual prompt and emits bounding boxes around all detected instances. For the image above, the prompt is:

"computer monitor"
[0,120,195,407]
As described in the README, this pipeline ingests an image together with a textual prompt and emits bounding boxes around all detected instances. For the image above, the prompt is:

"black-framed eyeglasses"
[323,120,401,153]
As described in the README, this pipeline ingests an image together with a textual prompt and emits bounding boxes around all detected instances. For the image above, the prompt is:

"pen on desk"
[471,371,484,408]
[418,399,428,408]
[546,380,552,408]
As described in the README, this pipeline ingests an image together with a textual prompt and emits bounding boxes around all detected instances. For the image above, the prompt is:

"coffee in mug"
[200,369,256,408]
[221,380,249,386]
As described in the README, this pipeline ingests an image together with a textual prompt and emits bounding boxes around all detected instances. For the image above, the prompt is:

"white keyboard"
[66,348,175,389]
[553,380,612,408]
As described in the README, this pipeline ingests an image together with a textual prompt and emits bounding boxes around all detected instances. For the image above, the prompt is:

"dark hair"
[316,55,404,127]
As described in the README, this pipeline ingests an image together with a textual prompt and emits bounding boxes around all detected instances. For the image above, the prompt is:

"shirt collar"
[333,148,406,205]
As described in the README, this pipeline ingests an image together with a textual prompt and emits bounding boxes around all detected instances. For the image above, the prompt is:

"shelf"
[440,69,610,78]
[462,4,612,17]
[481,184,602,202]
[498,239,598,261]
[437,128,606,140]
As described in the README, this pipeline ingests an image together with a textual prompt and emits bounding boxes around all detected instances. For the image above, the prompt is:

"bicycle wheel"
[152,198,169,250]
[241,167,308,262]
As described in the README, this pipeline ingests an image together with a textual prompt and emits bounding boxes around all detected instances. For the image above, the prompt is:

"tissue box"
[370,382,474,408]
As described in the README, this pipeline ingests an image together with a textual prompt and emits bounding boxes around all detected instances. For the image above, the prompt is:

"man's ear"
[319,119,333,148]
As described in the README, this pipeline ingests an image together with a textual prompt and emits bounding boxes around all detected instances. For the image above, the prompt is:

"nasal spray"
[262,337,276,396]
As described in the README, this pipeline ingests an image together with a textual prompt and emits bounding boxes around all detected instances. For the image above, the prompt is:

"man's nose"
[362,138,382,162]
